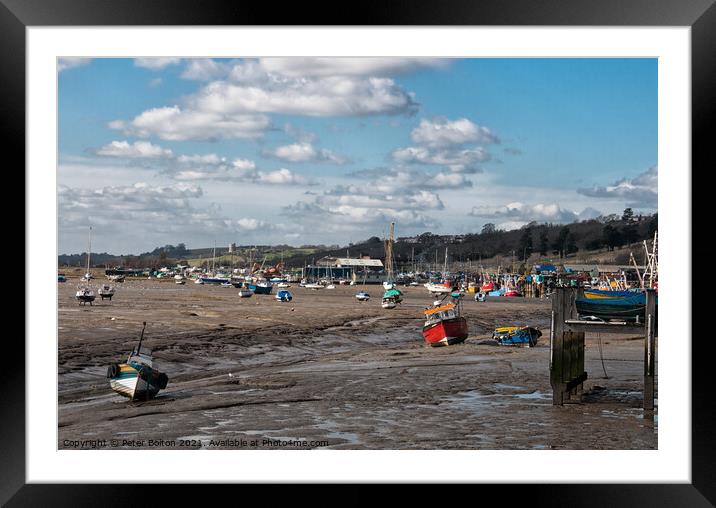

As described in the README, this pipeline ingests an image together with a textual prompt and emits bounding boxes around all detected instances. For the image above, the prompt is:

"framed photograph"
[7,0,711,503]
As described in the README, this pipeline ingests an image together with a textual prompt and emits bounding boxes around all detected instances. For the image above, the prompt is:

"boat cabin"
[423,303,459,325]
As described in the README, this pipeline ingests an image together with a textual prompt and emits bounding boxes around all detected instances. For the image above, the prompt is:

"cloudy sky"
[58,58,657,255]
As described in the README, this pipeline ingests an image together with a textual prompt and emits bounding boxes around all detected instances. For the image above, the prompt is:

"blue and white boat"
[493,326,542,347]
[249,280,273,294]
[276,290,293,302]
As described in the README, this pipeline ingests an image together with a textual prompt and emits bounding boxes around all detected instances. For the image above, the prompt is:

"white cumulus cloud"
[109,105,270,141]
[410,117,498,148]
[134,58,182,70]
[96,140,174,159]
[577,166,657,208]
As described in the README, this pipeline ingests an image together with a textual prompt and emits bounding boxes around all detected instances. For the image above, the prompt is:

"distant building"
[306,257,385,283]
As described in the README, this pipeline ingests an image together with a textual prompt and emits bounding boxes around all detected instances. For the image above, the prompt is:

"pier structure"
[549,287,657,410]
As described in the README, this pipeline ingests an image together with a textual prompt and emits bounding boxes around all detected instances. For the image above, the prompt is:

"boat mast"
[86,226,92,277]
[384,222,395,282]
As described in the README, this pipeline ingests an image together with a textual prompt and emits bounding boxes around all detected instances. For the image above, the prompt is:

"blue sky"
[58,57,657,255]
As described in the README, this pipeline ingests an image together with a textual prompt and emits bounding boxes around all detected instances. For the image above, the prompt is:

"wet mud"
[58,274,657,450]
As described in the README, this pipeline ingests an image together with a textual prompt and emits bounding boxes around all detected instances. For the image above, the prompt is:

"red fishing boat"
[422,302,468,346]
[481,281,496,292]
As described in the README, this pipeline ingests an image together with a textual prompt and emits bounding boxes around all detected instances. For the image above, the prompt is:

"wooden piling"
[550,287,586,405]
[644,289,657,411]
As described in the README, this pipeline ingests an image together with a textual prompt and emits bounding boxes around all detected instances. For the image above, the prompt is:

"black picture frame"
[5,0,710,504]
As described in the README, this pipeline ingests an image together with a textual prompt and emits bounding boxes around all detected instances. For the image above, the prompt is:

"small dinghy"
[238,286,254,298]
[355,291,370,302]
[493,326,542,347]
[277,282,291,288]
[75,286,95,305]
[98,284,115,301]
[107,322,168,401]
[58,274,66,282]
[276,289,293,302]
[174,274,186,285]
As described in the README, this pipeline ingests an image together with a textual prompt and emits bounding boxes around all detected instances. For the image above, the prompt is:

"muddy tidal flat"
[58,271,657,450]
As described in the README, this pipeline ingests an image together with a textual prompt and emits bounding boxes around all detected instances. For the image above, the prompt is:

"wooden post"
[644,289,657,410]
[551,287,587,405]
[550,288,566,404]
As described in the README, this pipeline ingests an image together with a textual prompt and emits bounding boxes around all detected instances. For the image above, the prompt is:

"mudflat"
[58,272,656,450]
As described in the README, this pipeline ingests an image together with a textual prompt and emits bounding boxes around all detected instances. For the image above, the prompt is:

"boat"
[98,284,115,300]
[502,290,522,297]
[277,282,291,288]
[221,282,234,287]
[422,301,468,347]
[355,291,370,301]
[304,282,324,290]
[381,288,403,309]
[174,274,186,285]
[480,281,496,293]
[199,276,231,285]
[276,289,293,302]
[107,322,168,401]
[75,286,96,305]
[238,285,254,298]
[107,274,125,283]
[194,277,204,284]
[576,292,657,323]
[583,288,641,299]
[76,227,96,304]
[249,280,273,294]
[325,284,336,289]
[424,280,454,295]
[381,299,397,309]
[58,274,66,282]
[493,326,542,347]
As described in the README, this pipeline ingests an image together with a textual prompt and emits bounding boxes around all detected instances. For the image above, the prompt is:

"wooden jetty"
[549,287,657,410]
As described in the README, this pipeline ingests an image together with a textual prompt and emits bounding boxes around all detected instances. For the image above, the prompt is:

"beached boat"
[238,286,254,298]
[493,326,542,347]
[58,274,66,282]
[276,289,293,302]
[424,280,454,295]
[249,280,273,294]
[381,288,403,309]
[75,286,96,305]
[199,276,231,285]
[277,282,291,288]
[355,291,370,301]
[304,282,324,290]
[174,274,186,285]
[107,274,125,283]
[422,301,468,346]
[503,289,522,297]
[98,284,115,301]
[107,322,168,401]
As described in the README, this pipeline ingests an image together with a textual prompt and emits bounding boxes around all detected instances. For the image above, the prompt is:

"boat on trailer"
[107,322,168,401]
